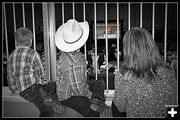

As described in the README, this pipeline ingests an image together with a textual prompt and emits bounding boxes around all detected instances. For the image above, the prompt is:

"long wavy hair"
[122,27,164,81]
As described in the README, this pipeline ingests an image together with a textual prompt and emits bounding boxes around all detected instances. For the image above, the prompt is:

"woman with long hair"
[111,27,177,117]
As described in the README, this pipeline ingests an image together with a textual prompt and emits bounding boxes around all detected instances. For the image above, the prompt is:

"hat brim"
[55,22,89,52]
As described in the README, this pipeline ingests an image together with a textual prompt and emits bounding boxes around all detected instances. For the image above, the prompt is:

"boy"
[7,27,55,117]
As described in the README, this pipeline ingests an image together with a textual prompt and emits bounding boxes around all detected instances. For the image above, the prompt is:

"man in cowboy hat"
[51,19,109,117]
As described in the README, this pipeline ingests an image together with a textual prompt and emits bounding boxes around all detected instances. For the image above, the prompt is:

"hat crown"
[55,19,89,52]
[62,19,83,44]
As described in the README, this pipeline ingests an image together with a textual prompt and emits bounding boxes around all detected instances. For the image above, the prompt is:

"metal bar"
[105,2,109,93]
[128,2,130,30]
[152,2,155,39]
[42,3,50,82]
[62,2,64,24]
[73,2,75,19]
[3,3,9,60]
[22,2,25,27]
[13,2,17,48]
[117,2,120,72]
[176,3,178,93]
[140,2,142,28]
[164,2,167,62]
[94,3,98,80]
[48,3,56,82]
[83,2,87,64]
[32,2,36,50]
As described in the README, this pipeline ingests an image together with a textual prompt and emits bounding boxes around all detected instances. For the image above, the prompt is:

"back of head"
[122,27,163,80]
[15,27,33,47]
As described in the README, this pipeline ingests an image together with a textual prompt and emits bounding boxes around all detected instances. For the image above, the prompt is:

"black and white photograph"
[2,1,178,118]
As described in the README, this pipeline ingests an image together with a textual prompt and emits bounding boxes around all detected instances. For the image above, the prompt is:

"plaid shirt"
[56,51,92,101]
[7,46,46,93]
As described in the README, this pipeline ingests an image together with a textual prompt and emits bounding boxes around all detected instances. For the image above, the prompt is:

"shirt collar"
[62,51,79,63]
[16,46,30,49]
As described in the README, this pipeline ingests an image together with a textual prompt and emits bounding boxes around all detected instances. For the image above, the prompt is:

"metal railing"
[2,2,178,93]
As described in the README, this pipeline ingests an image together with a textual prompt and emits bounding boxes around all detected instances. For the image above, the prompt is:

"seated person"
[52,19,109,117]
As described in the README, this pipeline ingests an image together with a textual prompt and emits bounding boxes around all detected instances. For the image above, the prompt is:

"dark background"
[3,3,177,54]
[2,2,178,87]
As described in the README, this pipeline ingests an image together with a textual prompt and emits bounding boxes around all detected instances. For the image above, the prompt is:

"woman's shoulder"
[156,62,176,79]
[115,68,136,85]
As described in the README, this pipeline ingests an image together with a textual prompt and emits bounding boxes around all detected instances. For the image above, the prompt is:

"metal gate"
[2,2,178,93]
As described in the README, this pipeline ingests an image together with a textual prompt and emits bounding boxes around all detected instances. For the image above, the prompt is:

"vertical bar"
[62,2,64,24]
[22,2,25,27]
[164,2,167,62]
[128,2,130,30]
[13,2,17,48]
[105,2,109,93]
[48,3,56,82]
[140,2,142,28]
[42,3,50,82]
[152,2,155,39]
[73,2,75,19]
[176,3,178,101]
[83,2,87,64]
[32,2,36,50]
[117,2,120,72]
[3,3,9,60]
[94,3,98,80]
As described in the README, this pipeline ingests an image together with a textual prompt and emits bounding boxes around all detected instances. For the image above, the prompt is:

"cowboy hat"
[55,19,89,52]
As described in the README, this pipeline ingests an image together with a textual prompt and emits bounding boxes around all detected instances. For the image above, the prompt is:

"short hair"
[15,27,33,46]
[123,27,163,79]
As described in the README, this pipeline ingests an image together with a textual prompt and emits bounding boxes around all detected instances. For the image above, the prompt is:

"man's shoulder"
[57,55,71,69]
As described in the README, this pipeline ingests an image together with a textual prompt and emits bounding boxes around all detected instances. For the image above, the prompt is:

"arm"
[55,65,70,101]
[69,65,92,99]
[113,70,127,112]
[32,52,46,84]
[158,67,177,105]
[6,58,18,93]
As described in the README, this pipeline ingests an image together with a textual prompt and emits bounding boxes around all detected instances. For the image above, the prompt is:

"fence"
[2,2,178,93]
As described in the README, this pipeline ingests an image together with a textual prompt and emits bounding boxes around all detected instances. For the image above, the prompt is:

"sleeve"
[113,70,127,112]
[69,65,92,99]
[159,68,177,106]
[32,52,46,84]
[6,58,18,92]
[56,64,70,100]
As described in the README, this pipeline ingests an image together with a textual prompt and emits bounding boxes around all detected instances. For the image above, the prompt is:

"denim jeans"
[44,80,105,117]
[19,80,105,117]
[61,96,99,117]
[19,83,55,117]
[87,79,105,102]
[111,101,127,117]
[43,81,100,117]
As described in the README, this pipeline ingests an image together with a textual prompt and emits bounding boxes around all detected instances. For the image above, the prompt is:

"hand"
[11,90,18,94]
[10,88,18,94]
[91,92,105,102]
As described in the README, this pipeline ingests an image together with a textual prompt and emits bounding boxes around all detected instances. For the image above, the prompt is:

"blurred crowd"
[3,49,177,86]
[160,50,177,73]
